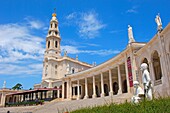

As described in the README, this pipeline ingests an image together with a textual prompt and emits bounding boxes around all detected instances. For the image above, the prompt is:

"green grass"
[71,97,170,113]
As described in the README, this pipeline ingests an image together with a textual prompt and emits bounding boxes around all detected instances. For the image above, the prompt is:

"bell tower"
[45,11,61,59]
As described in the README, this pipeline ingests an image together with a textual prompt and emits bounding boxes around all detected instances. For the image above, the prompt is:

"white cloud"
[0,63,42,76]
[0,23,45,63]
[66,12,77,20]
[0,21,45,77]
[25,17,44,29]
[65,11,106,38]
[126,6,138,13]
[61,45,120,56]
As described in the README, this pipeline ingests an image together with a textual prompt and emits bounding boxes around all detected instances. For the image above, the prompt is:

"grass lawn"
[71,97,170,113]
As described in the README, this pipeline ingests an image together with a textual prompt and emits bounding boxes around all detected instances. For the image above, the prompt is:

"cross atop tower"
[52,8,57,17]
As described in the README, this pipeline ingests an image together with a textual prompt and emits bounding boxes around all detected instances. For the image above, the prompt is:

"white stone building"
[1,13,169,107]
[34,12,170,100]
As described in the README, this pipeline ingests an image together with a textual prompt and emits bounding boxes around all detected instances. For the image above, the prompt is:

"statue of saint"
[131,81,144,103]
[64,50,67,56]
[128,25,135,44]
[2,81,6,89]
[140,63,153,100]
[155,13,163,31]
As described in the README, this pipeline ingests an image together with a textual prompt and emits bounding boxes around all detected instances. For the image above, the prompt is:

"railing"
[5,100,44,107]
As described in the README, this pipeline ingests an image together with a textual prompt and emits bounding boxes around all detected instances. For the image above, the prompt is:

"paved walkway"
[0,93,132,113]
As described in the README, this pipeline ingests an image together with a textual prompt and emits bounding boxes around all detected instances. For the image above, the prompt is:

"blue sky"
[0,0,170,89]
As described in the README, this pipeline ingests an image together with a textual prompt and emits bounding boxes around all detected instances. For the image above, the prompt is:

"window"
[55,24,57,28]
[72,68,75,74]
[55,41,58,48]
[55,65,57,75]
[45,65,48,76]
[48,41,50,48]
[51,24,52,28]
[152,51,162,80]
[49,31,51,35]
[55,31,58,35]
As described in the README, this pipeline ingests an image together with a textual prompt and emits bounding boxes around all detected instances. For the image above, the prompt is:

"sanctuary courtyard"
[0,12,170,112]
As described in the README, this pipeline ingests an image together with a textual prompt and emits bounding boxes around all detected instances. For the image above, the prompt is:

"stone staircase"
[0,93,132,113]
[34,93,132,113]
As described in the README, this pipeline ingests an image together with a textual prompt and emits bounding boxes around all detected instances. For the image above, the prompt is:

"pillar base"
[118,90,122,95]
[84,95,89,99]
[92,94,97,98]
[100,93,105,97]
[109,91,113,96]
[77,96,80,100]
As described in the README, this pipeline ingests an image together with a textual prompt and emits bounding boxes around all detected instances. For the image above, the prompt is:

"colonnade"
[62,61,131,100]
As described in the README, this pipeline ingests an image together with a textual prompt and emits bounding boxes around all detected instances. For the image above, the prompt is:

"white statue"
[155,13,163,31]
[140,63,153,100]
[131,81,144,103]
[128,25,135,44]
[64,50,67,56]
[2,81,6,89]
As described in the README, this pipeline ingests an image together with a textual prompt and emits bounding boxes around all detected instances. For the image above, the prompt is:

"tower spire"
[44,11,61,59]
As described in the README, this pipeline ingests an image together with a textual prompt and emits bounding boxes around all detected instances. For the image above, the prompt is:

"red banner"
[127,57,133,87]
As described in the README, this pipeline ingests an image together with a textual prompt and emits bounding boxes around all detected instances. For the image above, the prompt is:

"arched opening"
[48,41,50,48]
[53,86,57,98]
[9,97,12,103]
[55,41,58,48]
[104,84,109,96]
[72,68,75,74]
[59,85,62,98]
[152,51,162,80]
[55,24,57,28]
[49,31,51,35]
[50,24,52,28]
[113,82,118,95]
[122,80,127,93]
[14,97,16,103]
[95,85,100,97]
[55,31,58,35]
[64,82,67,99]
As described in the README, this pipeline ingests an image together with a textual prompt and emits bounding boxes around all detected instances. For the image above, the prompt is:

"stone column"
[109,69,113,96]
[125,58,130,93]
[77,80,80,100]
[69,81,72,100]
[57,86,60,98]
[73,87,75,98]
[92,76,97,98]
[84,78,89,99]
[62,81,65,100]
[100,73,105,97]
[117,65,122,94]
[66,80,70,99]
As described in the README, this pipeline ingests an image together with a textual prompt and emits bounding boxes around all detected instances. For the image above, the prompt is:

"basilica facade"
[34,13,170,101]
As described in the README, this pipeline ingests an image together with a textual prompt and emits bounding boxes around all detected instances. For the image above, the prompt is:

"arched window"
[51,24,52,28]
[45,65,48,76]
[152,51,162,80]
[49,31,51,35]
[55,65,57,75]
[72,68,75,74]
[48,41,50,48]
[55,41,58,48]
[55,24,57,28]
[55,31,58,35]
